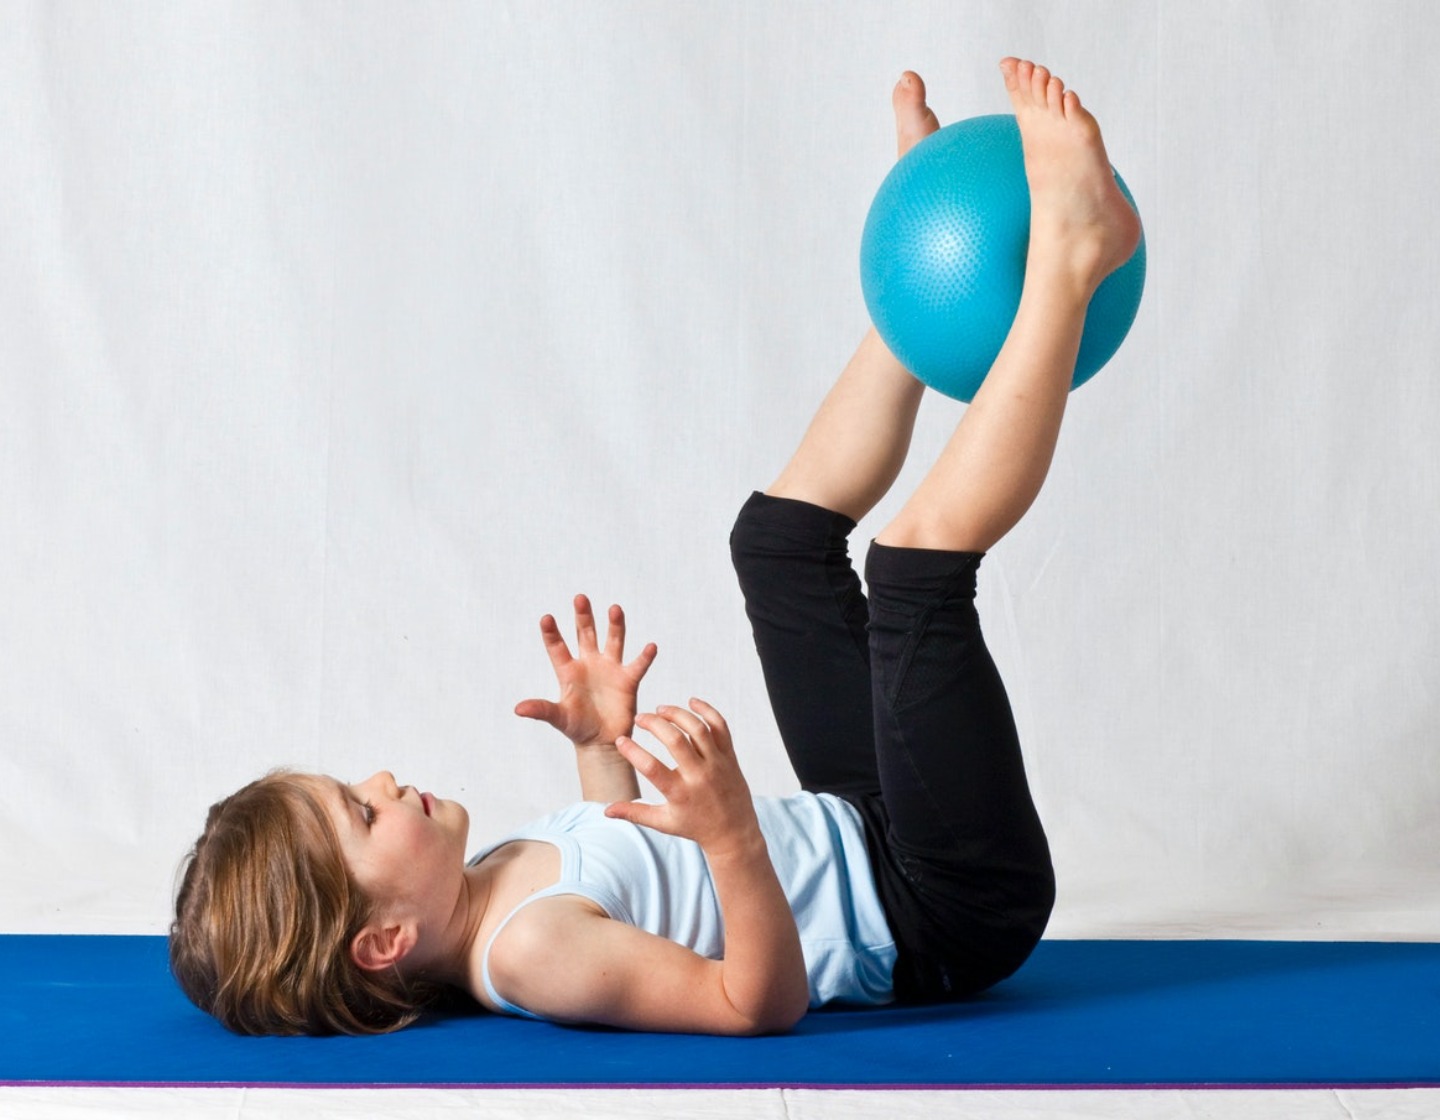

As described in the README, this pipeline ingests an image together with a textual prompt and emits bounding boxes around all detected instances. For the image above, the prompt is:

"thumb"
[514,699,560,725]
[604,799,659,830]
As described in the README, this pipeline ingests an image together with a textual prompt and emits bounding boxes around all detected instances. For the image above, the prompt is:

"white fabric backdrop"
[2,0,1436,939]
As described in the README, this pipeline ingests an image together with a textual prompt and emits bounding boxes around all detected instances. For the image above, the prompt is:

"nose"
[361,770,401,797]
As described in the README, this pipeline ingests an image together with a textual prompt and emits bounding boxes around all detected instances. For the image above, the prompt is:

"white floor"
[1,1088,1437,1119]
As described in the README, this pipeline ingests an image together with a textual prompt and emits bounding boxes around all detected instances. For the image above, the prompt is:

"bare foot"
[998,57,1141,295]
[893,71,941,159]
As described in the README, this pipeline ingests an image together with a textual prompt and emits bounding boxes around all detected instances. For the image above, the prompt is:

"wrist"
[701,823,768,867]
[574,738,640,804]
[575,738,625,754]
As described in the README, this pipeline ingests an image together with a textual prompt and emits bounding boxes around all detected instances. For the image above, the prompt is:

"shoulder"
[491,893,605,964]
[484,894,608,1014]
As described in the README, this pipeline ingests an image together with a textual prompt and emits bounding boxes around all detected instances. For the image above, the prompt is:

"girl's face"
[313,770,471,924]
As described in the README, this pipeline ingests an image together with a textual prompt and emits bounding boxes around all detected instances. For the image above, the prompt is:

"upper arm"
[487,898,803,1036]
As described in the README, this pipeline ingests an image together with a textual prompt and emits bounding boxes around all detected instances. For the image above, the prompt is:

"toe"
[998,57,1020,91]
[1030,64,1051,105]
[1047,74,1064,112]
[893,70,927,109]
[893,70,940,157]
[1015,59,1035,99]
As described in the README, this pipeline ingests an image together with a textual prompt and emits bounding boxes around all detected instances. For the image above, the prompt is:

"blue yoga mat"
[2,936,1436,1088]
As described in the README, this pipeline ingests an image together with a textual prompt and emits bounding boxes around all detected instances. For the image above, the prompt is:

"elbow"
[733,993,809,1037]
[776,988,811,1032]
[765,1001,809,1035]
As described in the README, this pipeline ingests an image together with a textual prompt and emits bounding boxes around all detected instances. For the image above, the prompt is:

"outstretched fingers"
[607,698,754,850]
[605,602,659,678]
[614,731,677,790]
[604,602,626,660]
[609,704,721,806]
[669,700,732,756]
[537,613,574,671]
[628,640,659,680]
[636,709,704,765]
[572,593,600,655]
[604,738,669,831]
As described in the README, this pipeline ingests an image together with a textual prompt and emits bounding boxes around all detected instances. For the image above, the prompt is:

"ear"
[349,920,419,973]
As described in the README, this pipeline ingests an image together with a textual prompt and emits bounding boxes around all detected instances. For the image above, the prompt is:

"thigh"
[863,542,1056,997]
[729,491,881,799]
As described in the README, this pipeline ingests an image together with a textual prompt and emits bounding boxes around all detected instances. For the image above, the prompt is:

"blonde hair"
[169,771,439,1035]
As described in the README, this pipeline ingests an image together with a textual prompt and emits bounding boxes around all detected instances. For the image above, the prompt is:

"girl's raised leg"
[859,60,1141,1000]
[876,58,1142,553]
[731,73,943,799]
[763,73,939,524]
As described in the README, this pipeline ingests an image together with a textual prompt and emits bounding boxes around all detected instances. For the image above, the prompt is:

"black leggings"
[730,491,1055,1003]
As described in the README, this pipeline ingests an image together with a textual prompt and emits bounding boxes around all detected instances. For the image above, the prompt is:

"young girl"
[170,58,1142,1037]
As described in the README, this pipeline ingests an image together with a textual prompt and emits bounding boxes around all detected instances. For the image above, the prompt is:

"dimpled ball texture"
[860,114,1146,402]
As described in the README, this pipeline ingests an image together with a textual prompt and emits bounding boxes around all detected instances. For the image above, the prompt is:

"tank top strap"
[480,883,577,1019]
[478,825,636,1019]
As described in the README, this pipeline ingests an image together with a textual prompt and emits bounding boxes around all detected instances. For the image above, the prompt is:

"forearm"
[575,742,641,803]
[705,831,809,1032]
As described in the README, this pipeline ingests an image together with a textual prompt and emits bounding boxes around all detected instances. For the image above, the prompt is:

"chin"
[451,801,471,846]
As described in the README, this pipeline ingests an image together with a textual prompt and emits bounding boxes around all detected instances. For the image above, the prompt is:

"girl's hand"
[514,595,658,750]
[606,700,761,858]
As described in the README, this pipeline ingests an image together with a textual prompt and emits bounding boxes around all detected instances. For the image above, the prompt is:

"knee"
[729,491,856,564]
[875,509,994,554]
[728,492,773,571]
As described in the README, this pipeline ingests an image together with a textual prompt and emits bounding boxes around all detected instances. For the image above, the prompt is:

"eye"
[361,800,376,827]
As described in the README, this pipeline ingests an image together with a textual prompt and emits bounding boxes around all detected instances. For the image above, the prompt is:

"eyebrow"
[327,778,363,836]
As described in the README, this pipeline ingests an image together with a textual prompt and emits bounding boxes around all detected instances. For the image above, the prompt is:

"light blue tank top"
[467,791,897,1018]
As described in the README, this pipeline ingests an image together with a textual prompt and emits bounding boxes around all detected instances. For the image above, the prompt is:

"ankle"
[1017,250,1103,313]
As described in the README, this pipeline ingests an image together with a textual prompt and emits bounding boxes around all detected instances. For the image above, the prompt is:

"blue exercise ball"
[860,114,1146,402]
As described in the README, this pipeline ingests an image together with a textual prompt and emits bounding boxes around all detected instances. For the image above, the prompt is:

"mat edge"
[5,1081,1440,1092]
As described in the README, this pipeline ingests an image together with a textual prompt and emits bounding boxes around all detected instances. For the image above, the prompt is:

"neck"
[399,862,494,992]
